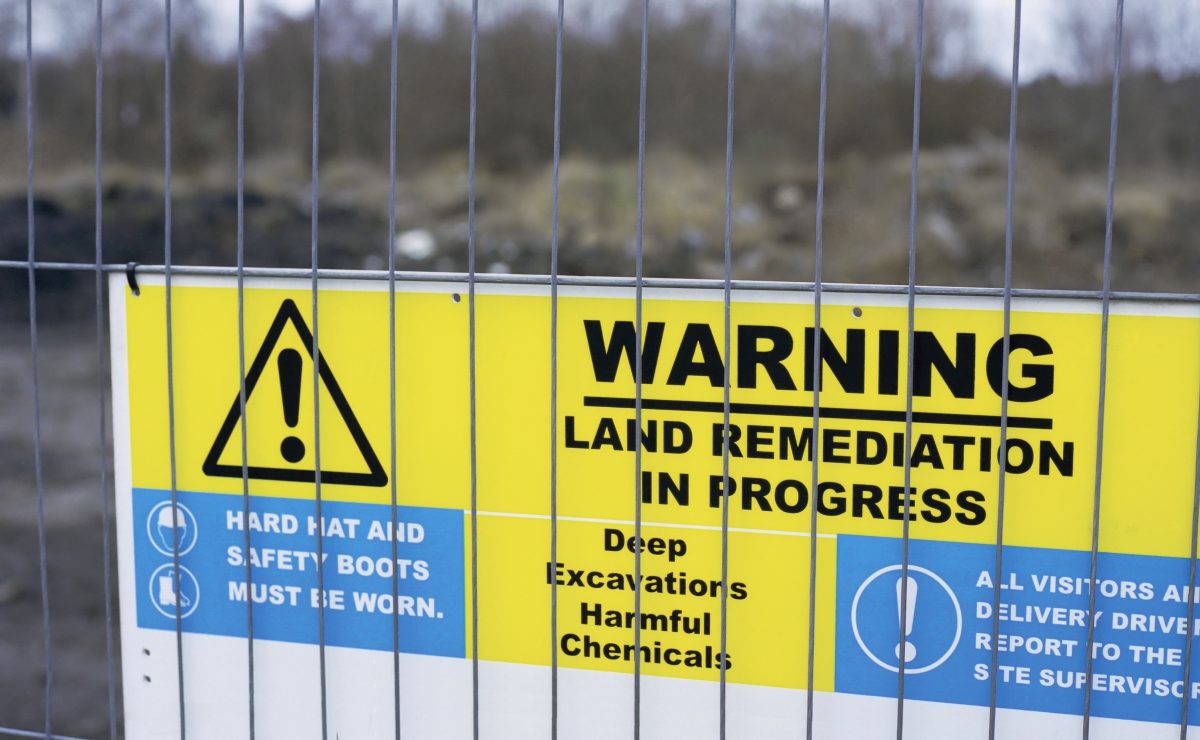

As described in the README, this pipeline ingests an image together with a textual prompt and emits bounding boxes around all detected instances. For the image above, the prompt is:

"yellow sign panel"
[114,275,1200,735]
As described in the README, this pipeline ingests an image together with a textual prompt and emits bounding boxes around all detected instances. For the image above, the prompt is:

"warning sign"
[109,275,1200,739]
[202,298,386,487]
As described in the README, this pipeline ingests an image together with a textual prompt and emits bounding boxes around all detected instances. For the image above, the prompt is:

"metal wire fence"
[2,0,1196,738]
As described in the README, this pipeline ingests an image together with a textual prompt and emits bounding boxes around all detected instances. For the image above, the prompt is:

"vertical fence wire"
[387,0,402,737]
[234,0,256,736]
[716,0,737,736]
[895,0,926,736]
[548,0,565,736]
[1183,104,1200,731]
[632,0,650,736]
[1081,2,1125,737]
[23,0,53,736]
[92,0,119,736]
[986,1,1022,737]
[307,0,330,736]
[466,0,481,736]
[160,0,188,736]
[804,1,831,735]
[1182,380,1200,739]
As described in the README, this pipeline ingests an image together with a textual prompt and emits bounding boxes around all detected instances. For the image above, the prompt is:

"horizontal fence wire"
[0,727,89,740]
[4,261,1197,303]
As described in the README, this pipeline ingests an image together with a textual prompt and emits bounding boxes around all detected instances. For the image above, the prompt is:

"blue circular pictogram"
[148,564,200,619]
[146,501,198,557]
[850,564,961,674]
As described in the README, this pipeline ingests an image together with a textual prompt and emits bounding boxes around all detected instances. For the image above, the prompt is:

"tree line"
[0,0,1196,176]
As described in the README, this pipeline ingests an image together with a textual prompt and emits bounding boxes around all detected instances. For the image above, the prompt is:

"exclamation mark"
[278,348,306,463]
[896,575,918,663]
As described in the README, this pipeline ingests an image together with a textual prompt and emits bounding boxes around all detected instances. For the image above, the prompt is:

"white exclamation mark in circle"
[896,575,918,663]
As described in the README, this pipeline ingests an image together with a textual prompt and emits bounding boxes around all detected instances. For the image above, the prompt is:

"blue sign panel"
[132,488,466,658]
[835,535,1200,726]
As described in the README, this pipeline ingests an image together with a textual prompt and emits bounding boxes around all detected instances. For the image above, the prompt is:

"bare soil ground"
[0,326,122,738]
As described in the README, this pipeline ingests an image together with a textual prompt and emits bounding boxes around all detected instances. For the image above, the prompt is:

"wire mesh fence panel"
[2,0,1200,739]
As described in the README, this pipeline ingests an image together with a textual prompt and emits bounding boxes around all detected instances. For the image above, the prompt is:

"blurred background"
[0,0,1196,735]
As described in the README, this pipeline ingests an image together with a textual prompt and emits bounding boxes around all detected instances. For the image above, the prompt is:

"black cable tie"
[126,262,140,296]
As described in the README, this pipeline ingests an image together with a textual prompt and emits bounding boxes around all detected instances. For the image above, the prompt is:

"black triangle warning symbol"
[202,299,387,487]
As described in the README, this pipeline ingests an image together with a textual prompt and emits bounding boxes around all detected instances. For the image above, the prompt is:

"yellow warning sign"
[111,274,1200,736]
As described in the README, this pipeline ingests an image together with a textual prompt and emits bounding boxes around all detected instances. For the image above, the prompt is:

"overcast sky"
[200,0,1072,77]
[23,0,1194,80]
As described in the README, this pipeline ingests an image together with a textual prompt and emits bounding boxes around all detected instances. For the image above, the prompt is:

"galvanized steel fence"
[2,0,1197,739]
